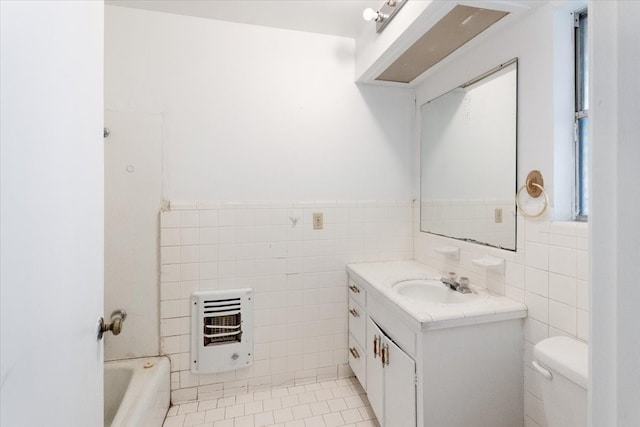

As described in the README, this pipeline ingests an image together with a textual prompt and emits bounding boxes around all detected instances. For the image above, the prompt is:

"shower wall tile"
[161,211,181,228]
[163,199,591,425]
[160,200,413,403]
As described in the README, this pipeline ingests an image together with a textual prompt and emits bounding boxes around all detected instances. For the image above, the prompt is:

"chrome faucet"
[441,272,459,290]
[440,273,472,294]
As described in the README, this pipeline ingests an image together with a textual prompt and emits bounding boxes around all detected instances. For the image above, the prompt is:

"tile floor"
[162,377,380,427]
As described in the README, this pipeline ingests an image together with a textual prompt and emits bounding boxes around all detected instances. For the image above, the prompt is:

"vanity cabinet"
[347,261,526,427]
[366,318,416,427]
[347,279,417,427]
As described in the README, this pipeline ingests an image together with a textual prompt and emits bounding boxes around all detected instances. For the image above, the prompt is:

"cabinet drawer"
[347,279,366,307]
[368,295,416,358]
[348,298,366,347]
[348,335,366,389]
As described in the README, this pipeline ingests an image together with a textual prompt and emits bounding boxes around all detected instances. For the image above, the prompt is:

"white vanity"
[347,261,527,427]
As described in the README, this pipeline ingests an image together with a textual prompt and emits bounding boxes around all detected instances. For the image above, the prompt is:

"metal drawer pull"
[349,285,360,293]
[381,343,389,366]
[373,334,380,358]
[385,343,390,365]
[349,308,360,317]
[349,347,360,359]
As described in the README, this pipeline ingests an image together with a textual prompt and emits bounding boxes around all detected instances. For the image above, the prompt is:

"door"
[367,318,385,423]
[383,337,416,427]
[0,2,104,426]
[367,318,417,427]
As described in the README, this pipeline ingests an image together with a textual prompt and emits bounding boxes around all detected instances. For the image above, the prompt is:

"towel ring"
[516,170,549,218]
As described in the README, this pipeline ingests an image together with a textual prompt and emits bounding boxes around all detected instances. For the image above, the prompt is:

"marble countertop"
[347,260,527,330]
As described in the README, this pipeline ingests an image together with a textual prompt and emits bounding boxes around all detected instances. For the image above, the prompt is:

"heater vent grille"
[191,289,253,374]
[203,300,242,346]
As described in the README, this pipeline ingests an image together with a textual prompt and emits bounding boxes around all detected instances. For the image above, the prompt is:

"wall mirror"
[420,59,517,251]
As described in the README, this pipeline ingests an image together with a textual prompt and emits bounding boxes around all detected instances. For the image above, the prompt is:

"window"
[574,9,589,219]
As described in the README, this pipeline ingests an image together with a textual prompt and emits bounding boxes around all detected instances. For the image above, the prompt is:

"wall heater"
[191,288,253,374]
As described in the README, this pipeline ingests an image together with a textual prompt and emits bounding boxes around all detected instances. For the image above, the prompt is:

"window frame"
[574,9,589,221]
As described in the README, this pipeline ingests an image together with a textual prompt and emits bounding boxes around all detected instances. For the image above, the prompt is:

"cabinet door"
[366,318,384,423]
[383,336,416,427]
[348,335,366,389]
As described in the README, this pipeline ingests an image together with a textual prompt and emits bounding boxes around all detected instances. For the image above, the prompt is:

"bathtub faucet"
[97,309,127,340]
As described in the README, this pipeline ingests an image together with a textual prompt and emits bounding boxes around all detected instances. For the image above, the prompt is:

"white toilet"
[533,336,588,427]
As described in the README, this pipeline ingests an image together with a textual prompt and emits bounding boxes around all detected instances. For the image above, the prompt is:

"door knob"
[97,309,127,340]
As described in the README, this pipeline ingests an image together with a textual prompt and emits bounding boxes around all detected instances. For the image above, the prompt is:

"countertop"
[347,260,527,330]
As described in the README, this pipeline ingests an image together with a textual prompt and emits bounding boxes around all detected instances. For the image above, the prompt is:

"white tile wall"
[160,198,589,426]
[160,200,413,403]
[414,209,589,427]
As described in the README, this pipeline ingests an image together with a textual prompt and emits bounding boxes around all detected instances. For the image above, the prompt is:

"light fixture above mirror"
[376,5,509,83]
[362,0,407,33]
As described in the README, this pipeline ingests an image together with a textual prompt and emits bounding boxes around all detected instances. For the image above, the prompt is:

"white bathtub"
[104,357,170,427]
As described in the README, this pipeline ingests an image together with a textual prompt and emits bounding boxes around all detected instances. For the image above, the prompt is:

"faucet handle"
[448,272,457,281]
[458,277,472,293]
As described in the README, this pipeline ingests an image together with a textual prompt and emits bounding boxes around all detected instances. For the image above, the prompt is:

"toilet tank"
[533,336,588,427]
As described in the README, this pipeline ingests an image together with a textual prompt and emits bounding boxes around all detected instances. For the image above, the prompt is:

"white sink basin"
[393,279,486,305]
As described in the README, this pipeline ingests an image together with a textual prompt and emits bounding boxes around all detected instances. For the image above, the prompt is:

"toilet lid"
[534,336,588,389]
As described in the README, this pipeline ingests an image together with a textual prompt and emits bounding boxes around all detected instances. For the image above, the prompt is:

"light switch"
[494,208,503,224]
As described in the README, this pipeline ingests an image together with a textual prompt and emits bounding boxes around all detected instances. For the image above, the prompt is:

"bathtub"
[104,357,170,427]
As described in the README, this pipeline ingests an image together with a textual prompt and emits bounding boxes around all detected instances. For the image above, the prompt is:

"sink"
[393,279,486,305]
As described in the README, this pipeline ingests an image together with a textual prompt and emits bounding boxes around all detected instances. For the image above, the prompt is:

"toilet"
[533,336,588,427]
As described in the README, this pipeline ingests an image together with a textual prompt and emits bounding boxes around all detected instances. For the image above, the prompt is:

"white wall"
[105,6,415,202]
[104,5,416,388]
[0,1,104,426]
[104,110,163,360]
[590,2,640,426]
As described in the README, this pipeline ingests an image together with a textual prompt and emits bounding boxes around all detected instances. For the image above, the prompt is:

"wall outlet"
[494,208,503,224]
[313,212,323,230]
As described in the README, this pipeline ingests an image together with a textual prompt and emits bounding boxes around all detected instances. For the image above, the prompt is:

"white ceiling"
[105,0,383,39]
